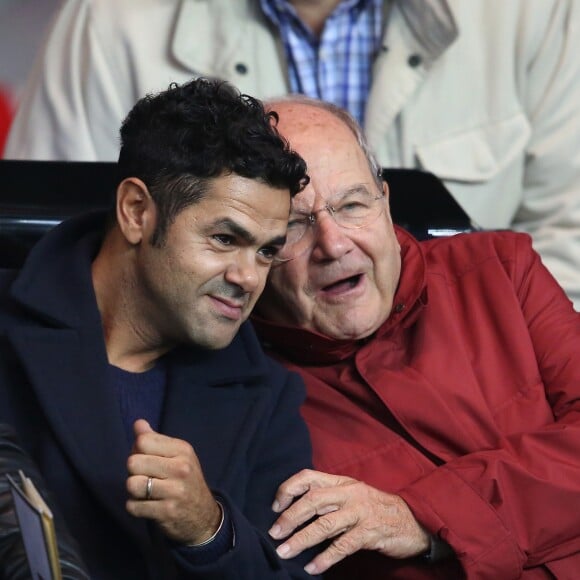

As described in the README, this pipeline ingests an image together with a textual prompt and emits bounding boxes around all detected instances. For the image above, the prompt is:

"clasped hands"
[269,469,430,575]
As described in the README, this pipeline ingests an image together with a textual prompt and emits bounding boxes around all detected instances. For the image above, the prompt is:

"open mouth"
[321,274,362,294]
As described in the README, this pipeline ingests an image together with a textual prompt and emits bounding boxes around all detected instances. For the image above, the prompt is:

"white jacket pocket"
[415,113,531,183]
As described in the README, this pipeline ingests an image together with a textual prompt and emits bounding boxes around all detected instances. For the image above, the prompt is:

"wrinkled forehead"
[274,105,375,203]
[273,102,351,147]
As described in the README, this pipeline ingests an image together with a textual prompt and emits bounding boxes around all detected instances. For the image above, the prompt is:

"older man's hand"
[269,469,430,575]
[126,419,221,545]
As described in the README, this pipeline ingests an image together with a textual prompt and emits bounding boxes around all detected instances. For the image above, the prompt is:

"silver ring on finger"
[145,476,154,500]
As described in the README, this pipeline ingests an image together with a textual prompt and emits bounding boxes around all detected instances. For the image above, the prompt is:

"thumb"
[133,418,155,436]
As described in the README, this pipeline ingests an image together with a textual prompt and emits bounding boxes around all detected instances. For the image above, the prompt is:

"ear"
[382,179,390,201]
[116,178,156,245]
[381,179,397,230]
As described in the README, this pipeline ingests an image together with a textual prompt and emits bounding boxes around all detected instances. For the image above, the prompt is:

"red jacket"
[255,228,580,579]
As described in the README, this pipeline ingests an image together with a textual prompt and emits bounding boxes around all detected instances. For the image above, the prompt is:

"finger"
[133,418,154,436]
[272,469,315,513]
[126,450,171,478]
[274,509,352,558]
[302,530,364,575]
[133,428,194,459]
[272,469,347,512]
[130,420,153,453]
[126,473,190,506]
[270,485,346,539]
[126,493,168,519]
[126,474,169,501]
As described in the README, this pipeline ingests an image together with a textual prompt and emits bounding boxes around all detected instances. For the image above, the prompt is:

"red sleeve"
[399,235,580,578]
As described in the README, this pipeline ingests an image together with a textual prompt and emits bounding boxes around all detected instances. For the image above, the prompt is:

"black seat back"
[383,168,477,239]
[0,160,117,267]
[0,161,476,268]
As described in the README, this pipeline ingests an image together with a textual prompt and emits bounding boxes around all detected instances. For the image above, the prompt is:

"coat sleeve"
[0,423,90,580]
[512,0,580,308]
[4,0,130,161]
[399,235,580,579]
[170,367,320,579]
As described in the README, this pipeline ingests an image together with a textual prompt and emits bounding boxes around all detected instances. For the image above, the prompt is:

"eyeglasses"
[274,188,386,263]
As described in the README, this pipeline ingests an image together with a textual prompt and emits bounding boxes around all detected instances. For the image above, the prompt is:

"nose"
[225,251,261,293]
[310,211,353,261]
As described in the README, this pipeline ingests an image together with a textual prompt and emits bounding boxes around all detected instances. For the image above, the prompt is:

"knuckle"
[165,499,180,519]
[307,487,327,507]
[315,515,338,536]
[174,460,193,480]
[332,532,360,556]
[126,455,138,473]
[283,469,312,493]
[134,432,149,450]
[126,499,143,517]
[125,500,136,516]
[295,524,320,546]
[126,477,137,495]
[276,480,288,494]
[176,438,194,455]
[275,509,296,529]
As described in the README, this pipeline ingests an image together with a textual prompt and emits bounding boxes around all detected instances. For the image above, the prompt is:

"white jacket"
[5,0,580,308]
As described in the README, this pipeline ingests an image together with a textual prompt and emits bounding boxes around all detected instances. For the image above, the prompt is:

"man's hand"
[269,469,430,575]
[126,419,221,545]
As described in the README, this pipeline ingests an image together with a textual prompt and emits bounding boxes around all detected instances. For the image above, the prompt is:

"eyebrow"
[209,217,287,247]
[336,183,372,197]
[291,183,373,214]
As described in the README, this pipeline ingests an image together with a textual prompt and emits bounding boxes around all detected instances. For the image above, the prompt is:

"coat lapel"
[161,331,271,487]
[171,0,289,96]
[365,1,458,157]
[8,325,150,545]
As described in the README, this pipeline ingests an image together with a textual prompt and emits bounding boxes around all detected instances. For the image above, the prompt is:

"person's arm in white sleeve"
[5,0,132,161]
[514,0,580,309]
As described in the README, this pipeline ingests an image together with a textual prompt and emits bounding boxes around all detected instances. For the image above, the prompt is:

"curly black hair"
[117,78,309,246]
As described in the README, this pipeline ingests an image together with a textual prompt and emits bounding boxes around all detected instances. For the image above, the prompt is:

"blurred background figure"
[0,0,59,156]
[0,85,12,157]
[2,0,580,308]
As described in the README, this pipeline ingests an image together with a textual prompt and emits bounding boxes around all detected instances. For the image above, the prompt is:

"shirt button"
[408,54,422,68]
[394,303,406,313]
[235,63,248,74]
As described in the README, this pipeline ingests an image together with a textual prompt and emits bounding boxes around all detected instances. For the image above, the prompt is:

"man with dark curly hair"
[0,78,317,578]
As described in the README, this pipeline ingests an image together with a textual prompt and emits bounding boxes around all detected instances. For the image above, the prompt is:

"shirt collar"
[261,0,380,28]
[396,0,457,61]
[260,0,457,61]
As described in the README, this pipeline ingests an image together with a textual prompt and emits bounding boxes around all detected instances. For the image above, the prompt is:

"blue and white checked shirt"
[261,0,385,125]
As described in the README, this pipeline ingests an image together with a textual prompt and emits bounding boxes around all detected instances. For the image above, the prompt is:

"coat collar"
[9,211,105,329]
[171,0,456,74]
[171,0,287,91]
[365,0,457,151]
[253,226,428,365]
